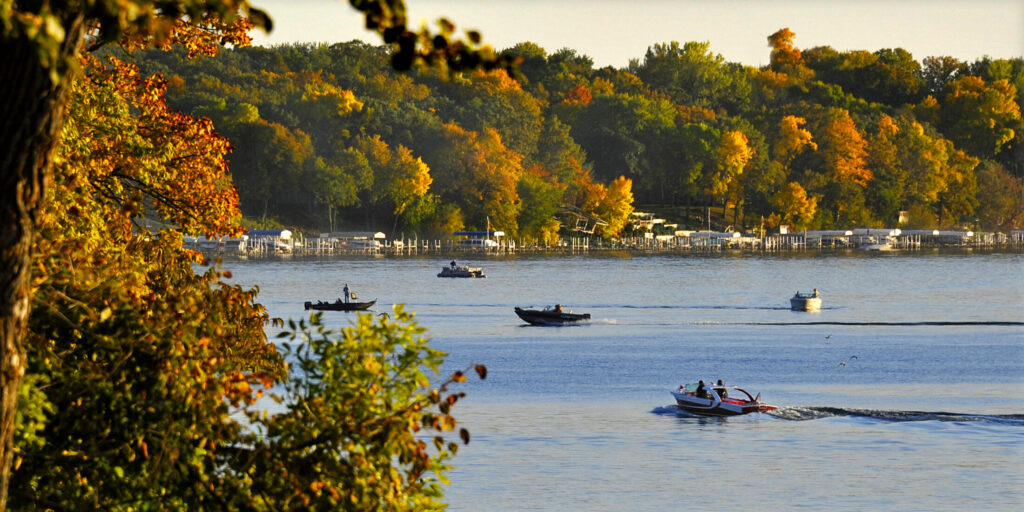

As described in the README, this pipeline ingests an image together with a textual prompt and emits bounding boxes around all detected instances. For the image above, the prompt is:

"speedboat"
[670,382,777,416]
[438,265,485,278]
[304,298,376,311]
[514,306,590,326]
[790,291,822,312]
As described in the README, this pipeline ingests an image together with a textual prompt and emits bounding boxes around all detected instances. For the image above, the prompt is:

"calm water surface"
[225,250,1024,511]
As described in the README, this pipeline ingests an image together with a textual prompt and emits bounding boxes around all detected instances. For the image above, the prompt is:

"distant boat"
[790,291,822,312]
[438,264,485,278]
[304,298,376,311]
[514,306,590,326]
[859,242,893,251]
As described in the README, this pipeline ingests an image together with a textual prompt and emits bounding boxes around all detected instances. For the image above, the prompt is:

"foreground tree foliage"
[2,1,499,508]
[12,47,483,510]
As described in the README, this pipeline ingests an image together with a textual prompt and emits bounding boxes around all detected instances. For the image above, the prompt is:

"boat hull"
[790,296,822,312]
[304,299,376,311]
[438,266,485,278]
[514,307,590,326]
[670,390,777,416]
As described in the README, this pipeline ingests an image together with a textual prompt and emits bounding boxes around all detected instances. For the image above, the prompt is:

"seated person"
[695,380,709,399]
[716,379,728,398]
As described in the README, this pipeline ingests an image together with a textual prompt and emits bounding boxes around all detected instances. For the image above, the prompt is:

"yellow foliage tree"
[710,130,754,200]
[774,115,817,164]
[771,182,819,230]
[595,176,636,237]
[819,109,872,187]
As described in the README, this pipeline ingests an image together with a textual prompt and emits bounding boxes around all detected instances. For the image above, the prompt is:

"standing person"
[716,379,728,398]
[343,283,350,303]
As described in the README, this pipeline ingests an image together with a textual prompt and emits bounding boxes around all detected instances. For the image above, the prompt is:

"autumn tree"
[594,176,636,236]
[774,115,817,165]
[770,182,818,230]
[427,124,523,234]
[708,130,754,217]
[0,1,506,507]
[766,28,813,83]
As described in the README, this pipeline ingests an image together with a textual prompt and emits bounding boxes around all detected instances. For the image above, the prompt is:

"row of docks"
[184,228,1023,256]
[184,230,525,256]
[606,228,1023,252]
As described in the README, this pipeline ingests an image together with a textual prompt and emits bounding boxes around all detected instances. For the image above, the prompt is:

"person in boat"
[716,379,728,398]
[450,260,457,269]
[695,380,709,399]
[554,304,562,313]
[343,283,350,303]
[813,288,819,297]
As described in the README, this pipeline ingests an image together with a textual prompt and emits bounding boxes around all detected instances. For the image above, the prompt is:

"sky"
[250,0,1023,68]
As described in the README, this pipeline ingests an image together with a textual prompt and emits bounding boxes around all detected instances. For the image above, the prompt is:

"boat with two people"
[670,380,777,416]
[514,305,590,326]
[790,288,822,312]
[438,260,486,278]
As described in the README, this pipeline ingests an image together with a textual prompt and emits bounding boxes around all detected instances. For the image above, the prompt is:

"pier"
[183,228,1023,257]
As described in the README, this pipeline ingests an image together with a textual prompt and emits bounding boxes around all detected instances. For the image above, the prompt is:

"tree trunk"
[0,18,84,508]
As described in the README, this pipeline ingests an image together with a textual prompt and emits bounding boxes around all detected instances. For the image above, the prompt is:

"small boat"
[438,264,485,278]
[514,306,590,326]
[859,242,893,251]
[790,290,822,312]
[304,298,376,311]
[670,382,777,416]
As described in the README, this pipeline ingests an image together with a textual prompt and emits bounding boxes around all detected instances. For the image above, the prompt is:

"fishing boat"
[438,263,485,278]
[790,290,822,312]
[670,382,777,416]
[514,305,590,326]
[304,298,376,311]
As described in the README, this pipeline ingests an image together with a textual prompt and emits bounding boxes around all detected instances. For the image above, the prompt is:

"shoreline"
[196,243,1024,262]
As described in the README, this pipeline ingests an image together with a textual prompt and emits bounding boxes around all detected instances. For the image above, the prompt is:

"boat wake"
[769,406,1024,425]
[740,321,1024,327]
[619,304,792,311]
[652,405,1024,426]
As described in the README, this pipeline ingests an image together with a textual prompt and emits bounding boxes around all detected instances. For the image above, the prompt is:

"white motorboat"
[790,290,822,312]
[670,382,777,416]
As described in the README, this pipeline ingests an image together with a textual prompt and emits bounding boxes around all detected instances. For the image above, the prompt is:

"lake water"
[224,250,1024,511]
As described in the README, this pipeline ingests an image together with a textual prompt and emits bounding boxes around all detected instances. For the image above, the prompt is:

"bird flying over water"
[824,334,832,339]
[837,361,846,367]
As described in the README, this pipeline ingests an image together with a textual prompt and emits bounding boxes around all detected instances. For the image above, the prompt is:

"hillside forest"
[131,28,1024,240]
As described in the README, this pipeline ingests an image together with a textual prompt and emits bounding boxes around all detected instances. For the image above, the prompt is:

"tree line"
[134,29,1022,237]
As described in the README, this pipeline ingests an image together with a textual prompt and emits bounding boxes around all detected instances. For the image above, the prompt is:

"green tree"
[974,161,1024,230]
[245,310,484,510]
[632,41,751,113]
[939,75,1021,158]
